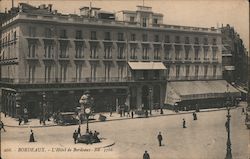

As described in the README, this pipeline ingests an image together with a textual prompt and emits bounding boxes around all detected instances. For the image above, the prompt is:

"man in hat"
[183,118,187,128]
[143,150,150,159]
[157,132,163,146]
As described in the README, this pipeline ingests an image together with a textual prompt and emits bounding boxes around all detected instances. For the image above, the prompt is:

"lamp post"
[149,88,152,115]
[42,92,46,124]
[79,91,92,133]
[225,84,232,159]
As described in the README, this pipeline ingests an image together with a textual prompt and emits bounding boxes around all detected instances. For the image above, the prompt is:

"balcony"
[175,57,182,63]
[103,55,113,61]
[167,75,223,81]
[153,56,161,61]
[184,58,192,63]
[129,56,138,61]
[26,55,39,61]
[0,58,18,65]
[212,58,219,63]
[42,55,54,61]
[203,58,210,63]
[89,55,99,61]
[58,55,69,61]
[194,58,201,63]
[142,56,150,61]
[117,56,126,62]
[74,55,85,61]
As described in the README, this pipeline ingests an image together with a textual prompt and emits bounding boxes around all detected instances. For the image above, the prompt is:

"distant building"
[0,4,240,118]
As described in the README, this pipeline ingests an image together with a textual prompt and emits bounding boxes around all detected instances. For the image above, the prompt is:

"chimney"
[48,4,52,12]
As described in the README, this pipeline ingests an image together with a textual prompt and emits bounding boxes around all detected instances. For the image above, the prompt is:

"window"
[154,46,160,59]
[164,35,170,43]
[59,42,68,58]
[185,37,189,44]
[130,45,136,58]
[44,43,53,58]
[185,47,190,60]
[194,37,199,44]
[104,45,112,58]
[213,65,217,77]
[175,48,180,60]
[185,65,190,77]
[118,33,124,41]
[90,44,97,58]
[60,64,67,82]
[142,18,147,27]
[164,47,170,59]
[45,28,52,38]
[175,36,180,43]
[13,31,17,40]
[28,64,35,83]
[104,32,111,40]
[212,38,217,45]
[118,64,124,80]
[142,34,148,42]
[194,47,199,60]
[118,46,124,58]
[90,63,97,81]
[28,43,36,58]
[204,47,208,60]
[154,35,159,42]
[142,45,148,59]
[153,18,158,24]
[195,65,199,77]
[131,33,136,41]
[204,38,208,45]
[130,16,135,22]
[75,42,84,58]
[76,30,82,39]
[204,65,208,78]
[176,65,180,78]
[212,48,217,59]
[60,29,67,38]
[29,27,36,37]
[104,63,111,81]
[75,63,82,82]
[45,65,52,83]
[90,31,97,40]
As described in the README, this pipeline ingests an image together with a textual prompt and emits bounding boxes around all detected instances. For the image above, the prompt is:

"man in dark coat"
[73,130,78,144]
[131,111,134,118]
[29,130,35,142]
[77,125,81,136]
[183,118,186,128]
[157,132,163,146]
[143,150,150,159]
[0,121,6,132]
[18,117,22,125]
[193,112,197,120]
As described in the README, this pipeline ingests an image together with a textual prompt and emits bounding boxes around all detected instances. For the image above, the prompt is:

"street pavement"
[1,103,249,159]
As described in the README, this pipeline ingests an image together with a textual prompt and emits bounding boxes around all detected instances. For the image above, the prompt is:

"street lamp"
[79,91,92,133]
[225,84,232,159]
[85,107,91,133]
[42,92,46,124]
[149,88,152,115]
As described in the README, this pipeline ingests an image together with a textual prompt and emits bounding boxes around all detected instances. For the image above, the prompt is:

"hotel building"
[0,3,240,118]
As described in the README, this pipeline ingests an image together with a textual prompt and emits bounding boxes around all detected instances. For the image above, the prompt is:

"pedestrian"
[29,129,35,142]
[131,111,134,119]
[73,130,78,144]
[145,110,148,118]
[4,112,7,117]
[183,118,186,128]
[242,107,245,115]
[143,150,150,159]
[157,132,163,146]
[0,121,6,132]
[109,106,112,117]
[160,108,164,114]
[18,117,22,125]
[39,116,43,125]
[193,112,197,120]
[77,125,81,136]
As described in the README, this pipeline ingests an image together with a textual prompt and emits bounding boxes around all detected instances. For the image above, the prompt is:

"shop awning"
[165,80,241,105]
[128,62,166,70]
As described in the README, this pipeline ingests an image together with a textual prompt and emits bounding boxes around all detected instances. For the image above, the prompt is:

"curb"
[3,107,238,128]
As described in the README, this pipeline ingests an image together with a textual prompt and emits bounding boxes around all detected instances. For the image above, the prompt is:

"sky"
[1,0,249,52]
